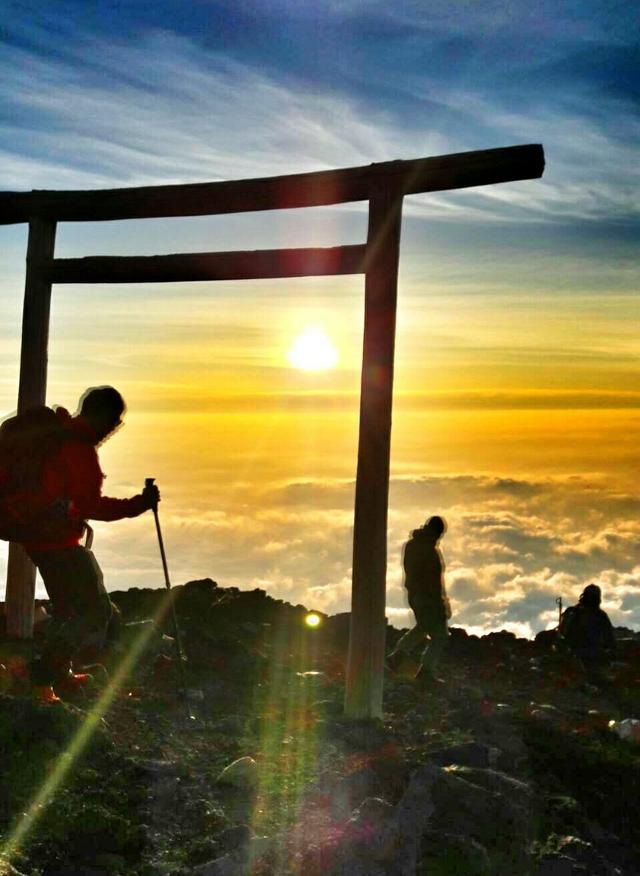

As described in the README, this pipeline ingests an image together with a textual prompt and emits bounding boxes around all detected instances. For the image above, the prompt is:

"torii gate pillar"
[345,188,403,717]
[5,218,56,639]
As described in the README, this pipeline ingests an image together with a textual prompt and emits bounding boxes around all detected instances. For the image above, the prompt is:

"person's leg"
[105,601,123,647]
[389,613,428,659]
[389,625,427,657]
[28,549,78,685]
[419,613,449,675]
[388,603,429,675]
[29,547,112,685]
[67,547,113,666]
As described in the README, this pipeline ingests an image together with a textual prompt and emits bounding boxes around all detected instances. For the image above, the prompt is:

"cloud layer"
[4,470,637,639]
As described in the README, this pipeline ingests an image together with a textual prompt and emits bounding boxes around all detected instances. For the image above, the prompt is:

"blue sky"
[2,0,638,224]
[1,1,639,635]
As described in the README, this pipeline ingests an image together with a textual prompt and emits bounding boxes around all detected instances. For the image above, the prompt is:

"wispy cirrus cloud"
[1,28,442,190]
[1,12,637,227]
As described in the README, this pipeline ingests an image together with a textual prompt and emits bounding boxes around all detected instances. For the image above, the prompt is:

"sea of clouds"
[12,470,631,640]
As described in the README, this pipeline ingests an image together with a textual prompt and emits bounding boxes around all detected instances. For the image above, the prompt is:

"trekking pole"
[145,478,194,719]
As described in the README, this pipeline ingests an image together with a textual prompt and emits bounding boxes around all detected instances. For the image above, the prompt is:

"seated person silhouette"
[557,584,616,682]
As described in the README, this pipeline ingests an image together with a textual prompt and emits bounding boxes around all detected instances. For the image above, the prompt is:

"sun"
[304,612,322,628]
[287,326,338,371]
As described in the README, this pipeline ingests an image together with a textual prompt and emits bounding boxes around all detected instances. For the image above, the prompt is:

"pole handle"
[144,477,159,511]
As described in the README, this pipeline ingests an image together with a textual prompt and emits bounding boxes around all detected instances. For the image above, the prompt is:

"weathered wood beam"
[6,217,57,640]
[345,187,403,719]
[0,144,544,224]
[50,245,367,284]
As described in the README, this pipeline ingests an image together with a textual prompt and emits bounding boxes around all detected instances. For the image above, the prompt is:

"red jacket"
[23,408,147,551]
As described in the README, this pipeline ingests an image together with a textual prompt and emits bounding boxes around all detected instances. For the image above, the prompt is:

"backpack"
[557,606,580,649]
[558,604,606,652]
[0,406,71,542]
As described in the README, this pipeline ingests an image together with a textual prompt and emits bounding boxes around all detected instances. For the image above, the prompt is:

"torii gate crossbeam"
[0,144,544,718]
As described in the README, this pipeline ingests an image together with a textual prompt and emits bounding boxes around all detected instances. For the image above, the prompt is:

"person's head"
[579,583,601,608]
[78,386,126,443]
[424,515,447,541]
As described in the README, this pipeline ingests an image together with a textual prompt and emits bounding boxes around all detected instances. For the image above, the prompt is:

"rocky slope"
[0,579,639,875]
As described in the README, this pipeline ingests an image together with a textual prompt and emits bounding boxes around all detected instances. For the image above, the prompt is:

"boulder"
[190,851,246,876]
[429,740,501,769]
[0,859,28,876]
[41,870,111,876]
[447,626,483,660]
[189,835,271,876]
[304,766,439,876]
[429,766,534,870]
[323,717,390,751]
[419,830,492,875]
[535,835,625,876]
[328,767,385,819]
[182,578,218,597]
[535,628,558,653]
[534,855,578,875]
[216,756,258,789]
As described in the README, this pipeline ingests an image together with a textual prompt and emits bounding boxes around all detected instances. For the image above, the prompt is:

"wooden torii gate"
[0,143,544,718]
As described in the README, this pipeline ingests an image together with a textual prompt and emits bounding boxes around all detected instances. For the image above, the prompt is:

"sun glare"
[288,326,338,371]
[304,612,322,628]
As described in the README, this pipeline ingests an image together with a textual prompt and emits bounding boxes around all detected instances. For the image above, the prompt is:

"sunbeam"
[0,587,183,866]
[251,611,323,869]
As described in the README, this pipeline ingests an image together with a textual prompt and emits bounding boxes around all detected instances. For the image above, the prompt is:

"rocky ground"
[1,578,639,876]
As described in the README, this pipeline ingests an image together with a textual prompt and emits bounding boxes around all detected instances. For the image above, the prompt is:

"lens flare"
[0,590,181,866]
[251,613,324,866]
[304,612,321,628]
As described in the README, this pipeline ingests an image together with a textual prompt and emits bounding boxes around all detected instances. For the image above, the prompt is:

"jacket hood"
[410,526,437,542]
[54,406,97,442]
[54,406,72,426]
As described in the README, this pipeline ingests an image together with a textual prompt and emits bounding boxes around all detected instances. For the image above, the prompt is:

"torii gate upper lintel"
[0,143,544,718]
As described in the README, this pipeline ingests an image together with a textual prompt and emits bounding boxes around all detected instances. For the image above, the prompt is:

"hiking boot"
[55,672,94,698]
[79,663,109,685]
[33,684,62,705]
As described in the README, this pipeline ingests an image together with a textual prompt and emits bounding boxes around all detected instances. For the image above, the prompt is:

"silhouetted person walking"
[388,515,451,685]
[558,583,616,683]
[19,386,159,702]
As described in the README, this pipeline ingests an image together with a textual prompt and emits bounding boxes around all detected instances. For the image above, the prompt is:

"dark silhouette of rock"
[535,628,558,652]
[1,580,639,875]
[429,740,501,769]
[420,830,491,875]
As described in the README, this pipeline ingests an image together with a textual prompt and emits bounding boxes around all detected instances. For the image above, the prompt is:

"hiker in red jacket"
[22,386,159,702]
